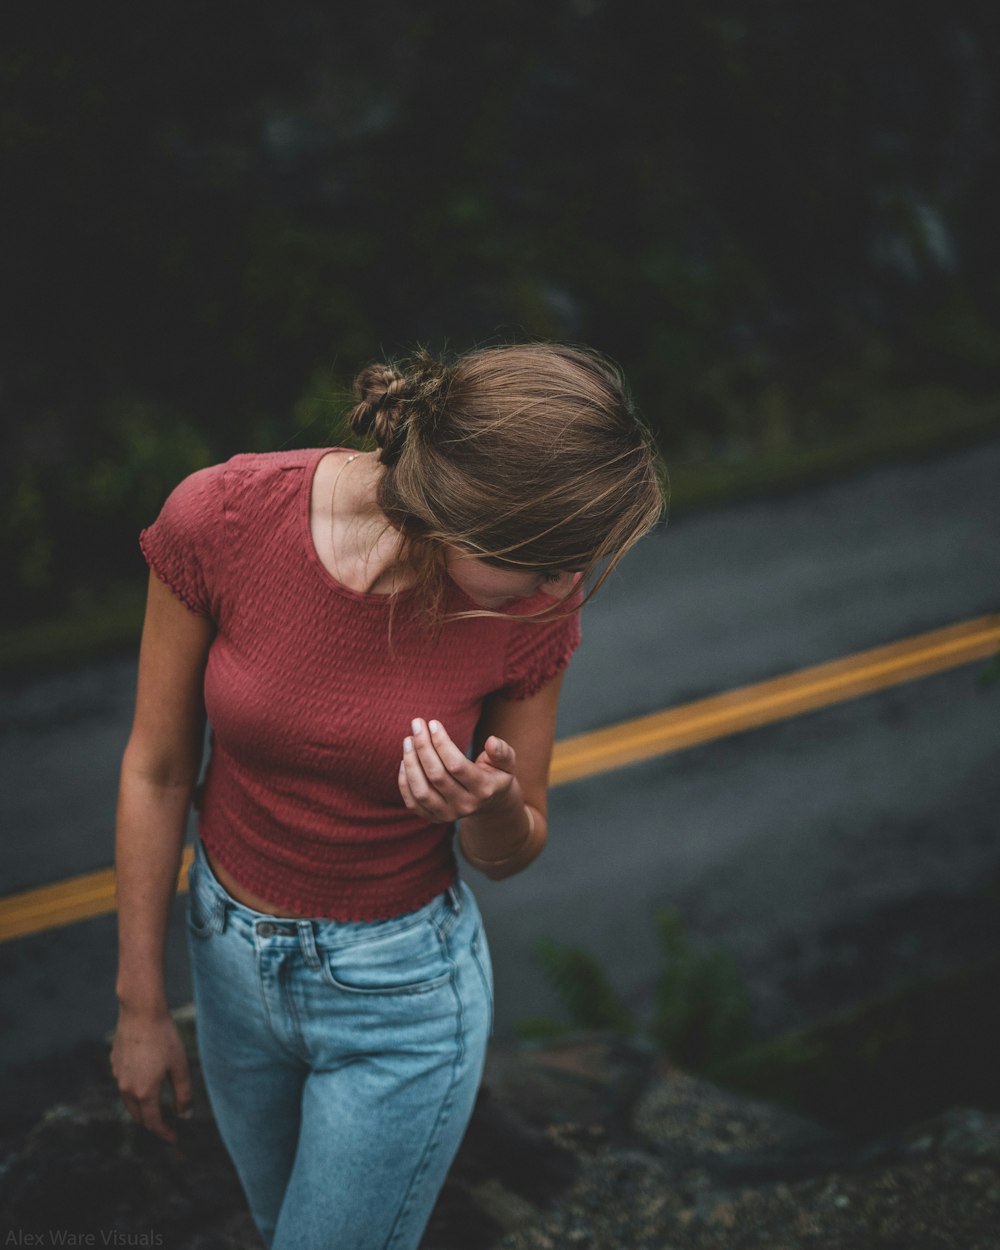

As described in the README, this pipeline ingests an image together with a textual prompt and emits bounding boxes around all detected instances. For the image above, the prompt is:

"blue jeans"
[185,838,493,1250]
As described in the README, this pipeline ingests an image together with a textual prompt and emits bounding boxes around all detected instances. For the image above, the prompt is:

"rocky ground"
[2,1014,999,1249]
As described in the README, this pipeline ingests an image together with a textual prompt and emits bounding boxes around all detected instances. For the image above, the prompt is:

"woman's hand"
[111,1007,192,1144]
[398,718,519,823]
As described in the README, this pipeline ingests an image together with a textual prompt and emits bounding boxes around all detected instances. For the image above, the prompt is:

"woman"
[111,342,664,1249]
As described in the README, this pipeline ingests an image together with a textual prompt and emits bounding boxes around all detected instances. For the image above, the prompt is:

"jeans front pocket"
[186,859,221,940]
[322,918,453,996]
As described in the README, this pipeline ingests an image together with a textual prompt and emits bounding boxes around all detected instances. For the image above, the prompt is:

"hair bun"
[348,353,450,466]
[349,364,409,462]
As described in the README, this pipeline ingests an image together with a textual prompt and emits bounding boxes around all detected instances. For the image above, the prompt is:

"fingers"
[123,1078,191,1142]
[111,1015,192,1144]
[398,718,512,821]
[482,735,517,775]
[122,1088,178,1143]
[170,1056,194,1122]
[140,1093,178,1143]
[400,733,457,822]
[399,718,470,820]
[415,718,475,784]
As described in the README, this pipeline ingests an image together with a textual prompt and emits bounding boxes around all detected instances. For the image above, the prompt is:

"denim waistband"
[188,837,465,949]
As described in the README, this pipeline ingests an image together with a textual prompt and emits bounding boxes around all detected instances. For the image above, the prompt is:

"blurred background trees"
[4,0,999,627]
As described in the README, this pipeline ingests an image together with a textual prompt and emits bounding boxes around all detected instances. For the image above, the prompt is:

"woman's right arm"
[110,571,215,1143]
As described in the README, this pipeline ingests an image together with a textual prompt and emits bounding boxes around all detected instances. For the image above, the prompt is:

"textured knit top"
[139,448,582,919]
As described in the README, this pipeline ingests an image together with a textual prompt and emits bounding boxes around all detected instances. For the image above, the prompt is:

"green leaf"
[532,937,635,1036]
[515,1015,569,1043]
[650,908,751,1070]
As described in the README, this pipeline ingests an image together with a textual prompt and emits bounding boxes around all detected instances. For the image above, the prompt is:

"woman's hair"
[348,342,666,618]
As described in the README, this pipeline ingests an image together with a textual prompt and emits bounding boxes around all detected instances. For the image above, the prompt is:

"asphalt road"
[2,439,998,1131]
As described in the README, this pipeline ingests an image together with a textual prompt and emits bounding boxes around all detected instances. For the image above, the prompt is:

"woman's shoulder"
[166,447,333,492]
[222,446,334,479]
[211,446,335,503]
[147,449,334,541]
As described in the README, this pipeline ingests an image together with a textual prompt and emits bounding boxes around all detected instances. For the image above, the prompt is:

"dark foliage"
[4,1,1000,622]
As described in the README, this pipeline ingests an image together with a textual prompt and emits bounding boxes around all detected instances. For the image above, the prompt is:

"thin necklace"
[330,453,410,595]
[329,452,359,588]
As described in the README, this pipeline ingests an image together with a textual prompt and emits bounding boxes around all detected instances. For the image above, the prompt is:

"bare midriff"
[203,844,312,919]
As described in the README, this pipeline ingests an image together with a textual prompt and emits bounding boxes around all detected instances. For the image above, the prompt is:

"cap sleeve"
[139,464,225,617]
[498,584,583,701]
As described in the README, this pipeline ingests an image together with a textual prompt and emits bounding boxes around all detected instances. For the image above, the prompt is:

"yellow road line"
[0,847,194,944]
[550,613,1000,784]
[1,615,997,943]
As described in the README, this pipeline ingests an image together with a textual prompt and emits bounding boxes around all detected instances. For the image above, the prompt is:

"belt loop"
[212,891,228,935]
[297,920,321,969]
[447,884,462,914]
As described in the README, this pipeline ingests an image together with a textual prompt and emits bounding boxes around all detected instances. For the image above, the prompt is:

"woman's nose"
[539,572,578,597]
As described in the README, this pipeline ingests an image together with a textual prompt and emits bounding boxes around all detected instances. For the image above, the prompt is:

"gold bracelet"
[467,806,535,867]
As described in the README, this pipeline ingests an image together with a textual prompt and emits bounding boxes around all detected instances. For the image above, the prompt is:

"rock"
[3,1023,1000,1249]
[0,1059,259,1247]
[634,1060,847,1181]
[481,1032,658,1144]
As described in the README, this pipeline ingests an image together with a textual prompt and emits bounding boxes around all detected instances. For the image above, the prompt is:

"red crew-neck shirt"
[139,448,582,920]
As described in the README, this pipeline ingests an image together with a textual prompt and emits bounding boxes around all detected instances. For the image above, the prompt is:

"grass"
[519,909,1000,1140]
[520,903,1000,1140]
[3,388,998,676]
[0,585,147,677]
[708,953,1000,1138]
[666,386,1000,516]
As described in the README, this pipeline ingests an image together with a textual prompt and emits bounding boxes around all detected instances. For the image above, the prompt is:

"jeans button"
[258,922,274,938]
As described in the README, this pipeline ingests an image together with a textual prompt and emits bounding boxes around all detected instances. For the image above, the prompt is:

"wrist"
[459,788,539,870]
[459,782,522,843]
[116,983,169,1018]
[465,805,534,868]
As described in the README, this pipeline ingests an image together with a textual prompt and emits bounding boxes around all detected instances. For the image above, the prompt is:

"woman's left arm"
[398,670,566,881]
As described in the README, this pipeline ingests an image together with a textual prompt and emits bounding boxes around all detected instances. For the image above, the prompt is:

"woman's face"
[443,549,578,609]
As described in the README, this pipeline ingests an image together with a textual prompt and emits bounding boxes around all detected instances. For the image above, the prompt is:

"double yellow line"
[2,614,997,944]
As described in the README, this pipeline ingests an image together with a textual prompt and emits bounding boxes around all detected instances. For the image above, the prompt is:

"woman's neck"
[312,451,413,595]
